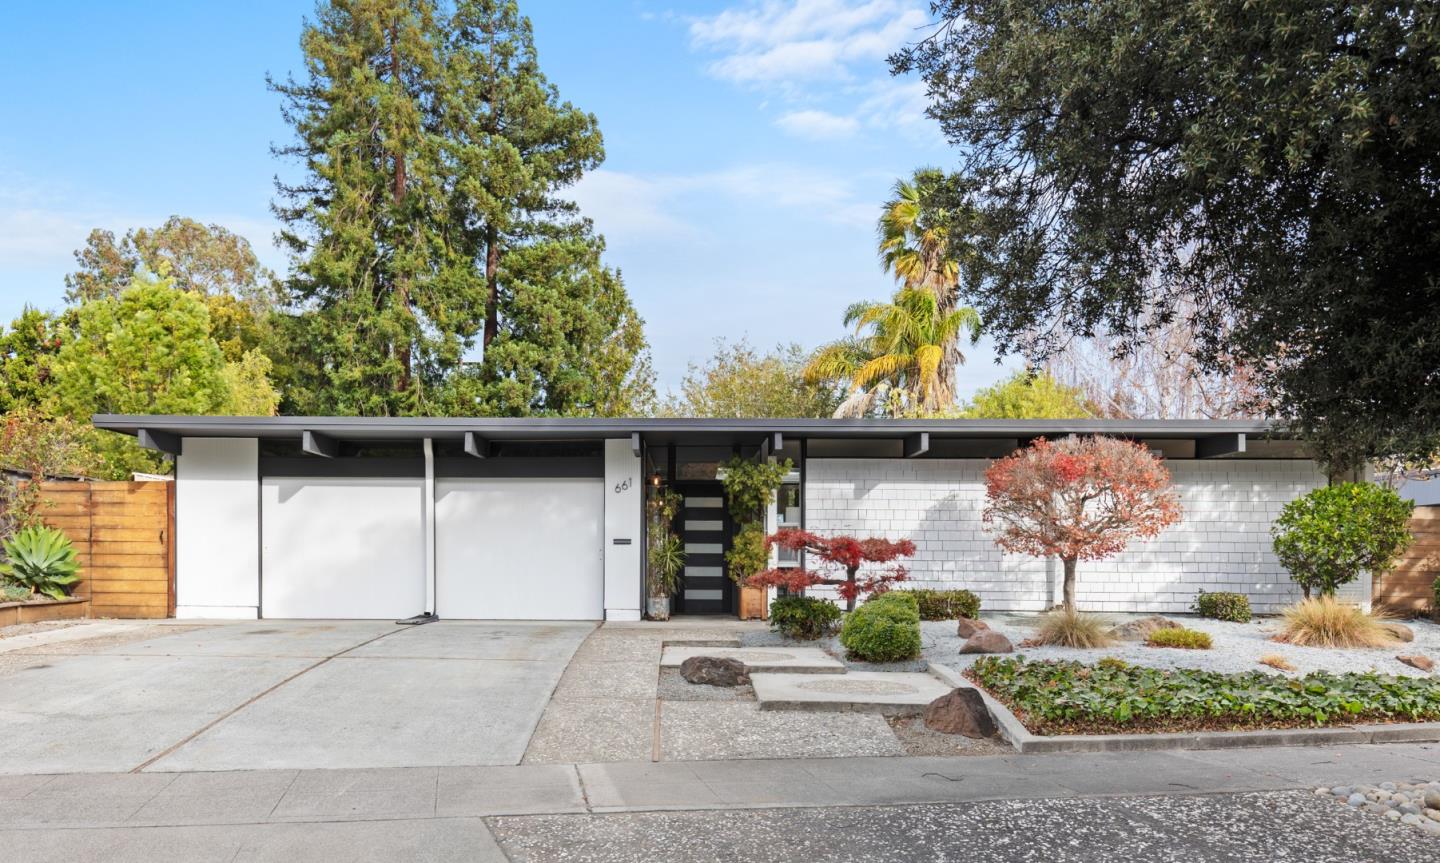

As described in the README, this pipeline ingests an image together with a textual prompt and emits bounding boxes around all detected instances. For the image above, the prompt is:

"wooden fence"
[36,481,174,619]
[1375,505,1440,615]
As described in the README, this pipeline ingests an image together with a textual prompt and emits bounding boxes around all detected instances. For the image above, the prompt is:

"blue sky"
[0,0,1019,397]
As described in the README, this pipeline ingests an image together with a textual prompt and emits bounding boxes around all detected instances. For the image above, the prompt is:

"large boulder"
[956,618,990,639]
[1397,654,1435,673]
[959,630,1014,654]
[1380,621,1415,643]
[1108,616,1182,641]
[680,655,750,686]
[923,687,997,738]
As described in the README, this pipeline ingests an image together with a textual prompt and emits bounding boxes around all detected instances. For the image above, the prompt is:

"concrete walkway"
[3,743,1439,859]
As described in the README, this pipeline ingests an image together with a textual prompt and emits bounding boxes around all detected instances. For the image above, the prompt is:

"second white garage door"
[435,477,604,620]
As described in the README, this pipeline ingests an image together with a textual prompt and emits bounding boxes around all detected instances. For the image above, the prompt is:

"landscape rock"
[1107,615,1182,641]
[1380,621,1415,642]
[679,656,750,687]
[1426,789,1440,810]
[959,630,1014,654]
[955,618,990,639]
[922,688,997,738]
[1396,654,1435,672]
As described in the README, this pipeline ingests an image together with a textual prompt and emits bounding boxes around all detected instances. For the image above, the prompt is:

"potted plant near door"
[720,456,792,620]
[646,487,684,620]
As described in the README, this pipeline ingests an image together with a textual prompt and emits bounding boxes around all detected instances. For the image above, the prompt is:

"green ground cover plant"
[1192,590,1251,623]
[909,588,981,621]
[840,592,921,662]
[769,596,842,640]
[968,656,1440,735]
[1146,628,1213,649]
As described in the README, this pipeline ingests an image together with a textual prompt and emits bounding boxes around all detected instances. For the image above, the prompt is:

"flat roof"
[92,414,1286,439]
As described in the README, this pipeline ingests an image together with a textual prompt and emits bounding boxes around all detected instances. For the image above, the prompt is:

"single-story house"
[91,415,1346,621]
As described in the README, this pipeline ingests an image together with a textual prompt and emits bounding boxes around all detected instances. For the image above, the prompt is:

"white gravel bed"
[926,614,1440,678]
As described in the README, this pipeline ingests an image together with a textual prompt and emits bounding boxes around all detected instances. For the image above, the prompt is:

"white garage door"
[261,477,427,619]
[436,478,604,620]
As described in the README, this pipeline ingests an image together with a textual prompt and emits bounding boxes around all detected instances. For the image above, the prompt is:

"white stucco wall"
[603,438,642,621]
[805,458,1327,614]
[175,437,259,618]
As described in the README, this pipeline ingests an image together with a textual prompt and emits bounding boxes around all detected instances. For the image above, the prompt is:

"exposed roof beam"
[1197,432,1247,459]
[904,432,929,458]
[137,428,181,457]
[463,432,488,459]
[302,430,338,458]
[631,432,642,458]
[759,432,784,461]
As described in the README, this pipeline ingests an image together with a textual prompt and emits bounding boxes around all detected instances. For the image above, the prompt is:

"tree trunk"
[483,226,500,348]
[389,21,412,395]
[846,565,858,612]
[1061,556,1077,612]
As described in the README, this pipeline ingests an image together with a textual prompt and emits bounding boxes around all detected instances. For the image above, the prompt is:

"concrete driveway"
[0,620,593,774]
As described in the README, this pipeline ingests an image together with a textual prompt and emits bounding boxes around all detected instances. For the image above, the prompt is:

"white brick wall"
[804,458,1327,614]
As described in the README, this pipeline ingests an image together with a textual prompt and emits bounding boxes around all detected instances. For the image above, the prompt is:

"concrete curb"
[926,662,1440,754]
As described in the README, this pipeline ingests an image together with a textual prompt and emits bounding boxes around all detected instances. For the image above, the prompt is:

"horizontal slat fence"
[36,481,174,619]
[1375,505,1440,615]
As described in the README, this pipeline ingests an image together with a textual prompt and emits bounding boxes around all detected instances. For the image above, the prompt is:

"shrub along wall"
[35,481,174,619]
[1375,505,1439,615]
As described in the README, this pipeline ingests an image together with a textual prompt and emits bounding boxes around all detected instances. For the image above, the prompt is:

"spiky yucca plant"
[0,526,80,600]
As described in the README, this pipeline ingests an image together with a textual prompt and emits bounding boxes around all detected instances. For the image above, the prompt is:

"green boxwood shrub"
[769,596,841,640]
[908,589,981,621]
[840,592,921,662]
[1146,627,1213,649]
[1192,590,1251,623]
[970,656,1440,734]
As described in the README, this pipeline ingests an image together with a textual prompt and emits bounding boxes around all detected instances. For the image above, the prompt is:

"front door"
[673,482,733,614]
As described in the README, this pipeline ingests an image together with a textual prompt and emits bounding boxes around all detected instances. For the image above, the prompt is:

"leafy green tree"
[272,0,636,417]
[806,289,981,416]
[443,230,654,416]
[893,0,1440,470]
[64,217,275,305]
[663,338,838,418]
[950,370,1093,419]
[1271,483,1415,598]
[0,308,66,412]
[53,275,231,417]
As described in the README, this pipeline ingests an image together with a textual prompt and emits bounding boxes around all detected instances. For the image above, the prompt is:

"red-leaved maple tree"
[983,436,1181,611]
[745,530,916,611]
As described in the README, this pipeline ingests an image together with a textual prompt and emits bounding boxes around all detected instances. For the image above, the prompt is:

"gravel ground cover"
[1316,779,1440,836]
[489,789,1440,863]
[746,614,1440,678]
[657,667,754,702]
[885,715,1010,757]
[659,701,903,761]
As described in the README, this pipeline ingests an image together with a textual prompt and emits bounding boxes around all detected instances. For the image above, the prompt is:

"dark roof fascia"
[91,414,1291,443]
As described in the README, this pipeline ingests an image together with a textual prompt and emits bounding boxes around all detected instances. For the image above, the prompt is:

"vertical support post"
[166,479,177,618]
[423,437,436,615]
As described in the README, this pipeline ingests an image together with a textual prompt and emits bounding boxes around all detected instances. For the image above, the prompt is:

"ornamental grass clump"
[1032,608,1114,648]
[1146,627,1212,649]
[967,656,1440,735]
[1275,596,1398,649]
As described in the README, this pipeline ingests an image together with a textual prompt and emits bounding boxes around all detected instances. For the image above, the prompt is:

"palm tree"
[805,289,981,416]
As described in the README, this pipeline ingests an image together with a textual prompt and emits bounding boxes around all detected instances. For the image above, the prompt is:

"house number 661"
[613,477,632,494]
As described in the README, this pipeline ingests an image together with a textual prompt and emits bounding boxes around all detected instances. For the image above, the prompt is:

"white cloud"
[689,0,928,87]
[774,108,860,139]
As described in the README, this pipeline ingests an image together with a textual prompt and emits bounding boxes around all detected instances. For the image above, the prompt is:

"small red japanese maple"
[983,436,1181,611]
[745,530,916,611]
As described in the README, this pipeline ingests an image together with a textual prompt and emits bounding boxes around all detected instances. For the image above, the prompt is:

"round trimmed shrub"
[1271,483,1414,598]
[910,588,981,621]
[1192,590,1251,623]
[769,596,841,640]
[840,592,921,662]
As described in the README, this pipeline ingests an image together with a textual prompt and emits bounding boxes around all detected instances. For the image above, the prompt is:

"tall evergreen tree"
[271,0,648,416]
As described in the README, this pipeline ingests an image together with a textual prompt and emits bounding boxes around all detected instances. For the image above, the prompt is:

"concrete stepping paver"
[660,645,845,674]
[750,671,954,715]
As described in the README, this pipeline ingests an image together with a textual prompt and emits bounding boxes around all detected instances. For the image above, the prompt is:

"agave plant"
[0,526,80,600]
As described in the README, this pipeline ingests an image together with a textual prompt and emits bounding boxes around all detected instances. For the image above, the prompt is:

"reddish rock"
[959,630,1014,654]
[1397,654,1434,672]
[1108,615,1182,641]
[923,687,997,738]
[680,656,750,686]
[956,618,990,639]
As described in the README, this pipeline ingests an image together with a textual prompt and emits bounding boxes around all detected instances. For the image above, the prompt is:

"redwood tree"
[983,437,1181,611]
[746,530,916,611]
